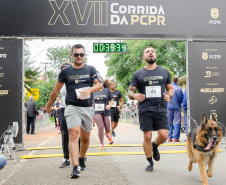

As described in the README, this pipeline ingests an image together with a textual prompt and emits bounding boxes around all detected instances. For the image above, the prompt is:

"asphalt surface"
[0,121,226,185]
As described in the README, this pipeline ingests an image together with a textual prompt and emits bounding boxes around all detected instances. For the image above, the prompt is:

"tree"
[45,44,73,79]
[33,80,57,109]
[105,40,186,90]
[24,43,40,92]
[45,44,88,79]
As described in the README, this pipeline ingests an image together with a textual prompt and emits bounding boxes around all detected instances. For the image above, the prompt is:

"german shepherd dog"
[186,113,222,185]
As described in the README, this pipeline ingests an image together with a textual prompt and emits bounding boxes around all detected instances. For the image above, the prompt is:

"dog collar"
[193,142,213,152]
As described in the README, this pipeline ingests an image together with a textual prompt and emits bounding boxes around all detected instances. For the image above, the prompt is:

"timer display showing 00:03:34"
[93,43,127,53]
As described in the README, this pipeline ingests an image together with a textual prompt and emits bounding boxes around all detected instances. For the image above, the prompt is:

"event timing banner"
[0,0,225,39]
[188,42,226,134]
[0,39,23,144]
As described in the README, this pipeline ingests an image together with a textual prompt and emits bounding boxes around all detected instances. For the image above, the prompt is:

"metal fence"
[23,110,52,131]
[120,109,140,125]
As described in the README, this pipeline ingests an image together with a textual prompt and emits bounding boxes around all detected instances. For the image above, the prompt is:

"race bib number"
[112,101,117,107]
[145,86,161,98]
[75,87,90,99]
[60,96,66,107]
[95,104,105,111]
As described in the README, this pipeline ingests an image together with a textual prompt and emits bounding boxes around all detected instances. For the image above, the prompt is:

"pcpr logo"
[209,8,221,24]
[202,52,221,60]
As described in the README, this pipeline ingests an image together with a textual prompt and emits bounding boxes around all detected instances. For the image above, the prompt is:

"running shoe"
[174,138,180,142]
[168,138,172,142]
[152,142,160,161]
[79,157,86,170]
[145,161,154,172]
[112,130,116,137]
[60,159,71,168]
[106,135,114,144]
[99,144,104,150]
[71,165,81,178]
[59,130,61,134]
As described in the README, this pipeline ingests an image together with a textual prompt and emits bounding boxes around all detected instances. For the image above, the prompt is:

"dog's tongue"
[204,138,213,150]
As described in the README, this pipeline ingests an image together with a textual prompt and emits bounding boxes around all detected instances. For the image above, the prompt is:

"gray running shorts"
[64,105,95,132]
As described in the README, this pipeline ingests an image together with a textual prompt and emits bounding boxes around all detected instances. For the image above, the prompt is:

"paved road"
[0,121,226,185]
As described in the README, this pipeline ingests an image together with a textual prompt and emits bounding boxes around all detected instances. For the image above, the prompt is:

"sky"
[26,39,118,79]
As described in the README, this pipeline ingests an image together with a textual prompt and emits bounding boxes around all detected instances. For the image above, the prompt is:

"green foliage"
[33,80,57,109]
[46,44,73,79]
[45,44,88,80]
[50,116,55,123]
[105,40,186,91]
[115,83,127,104]
[24,43,40,91]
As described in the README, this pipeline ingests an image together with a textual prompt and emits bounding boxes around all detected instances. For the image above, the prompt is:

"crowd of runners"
[43,44,174,178]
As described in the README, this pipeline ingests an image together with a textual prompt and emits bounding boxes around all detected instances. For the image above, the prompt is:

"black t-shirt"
[58,64,97,107]
[93,88,113,116]
[130,66,171,114]
[110,89,123,112]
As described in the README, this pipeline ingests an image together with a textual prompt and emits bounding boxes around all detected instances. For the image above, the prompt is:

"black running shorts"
[139,111,169,131]
[111,111,120,122]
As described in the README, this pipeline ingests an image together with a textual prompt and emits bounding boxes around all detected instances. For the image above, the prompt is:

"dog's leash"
[168,100,199,128]
[169,100,226,137]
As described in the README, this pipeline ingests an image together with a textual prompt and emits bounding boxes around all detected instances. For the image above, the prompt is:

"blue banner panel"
[0,39,23,144]
[188,41,226,135]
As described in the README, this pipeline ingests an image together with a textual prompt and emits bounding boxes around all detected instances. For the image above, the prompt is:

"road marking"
[27,143,186,150]
[0,135,54,185]
[20,149,222,159]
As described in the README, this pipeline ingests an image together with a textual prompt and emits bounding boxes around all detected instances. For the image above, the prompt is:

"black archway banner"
[0,39,23,144]
[188,41,226,134]
[0,0,225,39]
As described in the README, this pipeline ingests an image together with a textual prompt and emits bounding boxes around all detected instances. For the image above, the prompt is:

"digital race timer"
[93,43,127,53]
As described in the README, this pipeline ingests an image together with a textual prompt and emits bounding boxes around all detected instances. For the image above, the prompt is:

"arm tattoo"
[127,86,137,100]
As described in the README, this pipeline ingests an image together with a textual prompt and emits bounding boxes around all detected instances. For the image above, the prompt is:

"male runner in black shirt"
[109,80,123,139]
[128,47,174,172]
[45,44,103,178]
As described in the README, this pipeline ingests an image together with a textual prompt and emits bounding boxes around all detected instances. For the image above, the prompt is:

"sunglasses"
[73,53,85,57]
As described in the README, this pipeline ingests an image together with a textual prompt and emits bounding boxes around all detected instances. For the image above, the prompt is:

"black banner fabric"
[188,42,226,134]
[0,0,225,39]
[0,39,23,144]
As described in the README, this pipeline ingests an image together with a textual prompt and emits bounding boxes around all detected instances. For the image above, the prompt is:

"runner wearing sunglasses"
[45,44,103,179]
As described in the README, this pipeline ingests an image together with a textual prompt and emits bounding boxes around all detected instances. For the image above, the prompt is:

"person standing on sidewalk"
[128,47,173,172]
[167,75,184,142]
[109,80,123,138]
[93,79,114,149]
[25,95,39,135]
[45,44,103,179]
[183,88,188,137]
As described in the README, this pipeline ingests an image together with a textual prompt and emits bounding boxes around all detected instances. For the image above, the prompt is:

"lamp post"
[40,61,51,81]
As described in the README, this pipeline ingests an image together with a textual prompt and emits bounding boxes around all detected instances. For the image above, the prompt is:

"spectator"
[125,103,130,120]
[25,95,39,135]
[130,101,136,124]
[183,88,188,137]
[167,75,184,142]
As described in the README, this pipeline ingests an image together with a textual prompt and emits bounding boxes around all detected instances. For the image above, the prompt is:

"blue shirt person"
[167,76,184,142]
[183,88,188,136]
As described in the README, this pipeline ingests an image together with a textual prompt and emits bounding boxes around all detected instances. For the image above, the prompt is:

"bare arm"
[119,98,124,107]
[117,97,124,110]
[127,86,145,102]
[106,99,114,110]
[45,81,64,113]
[163,83,174,102]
